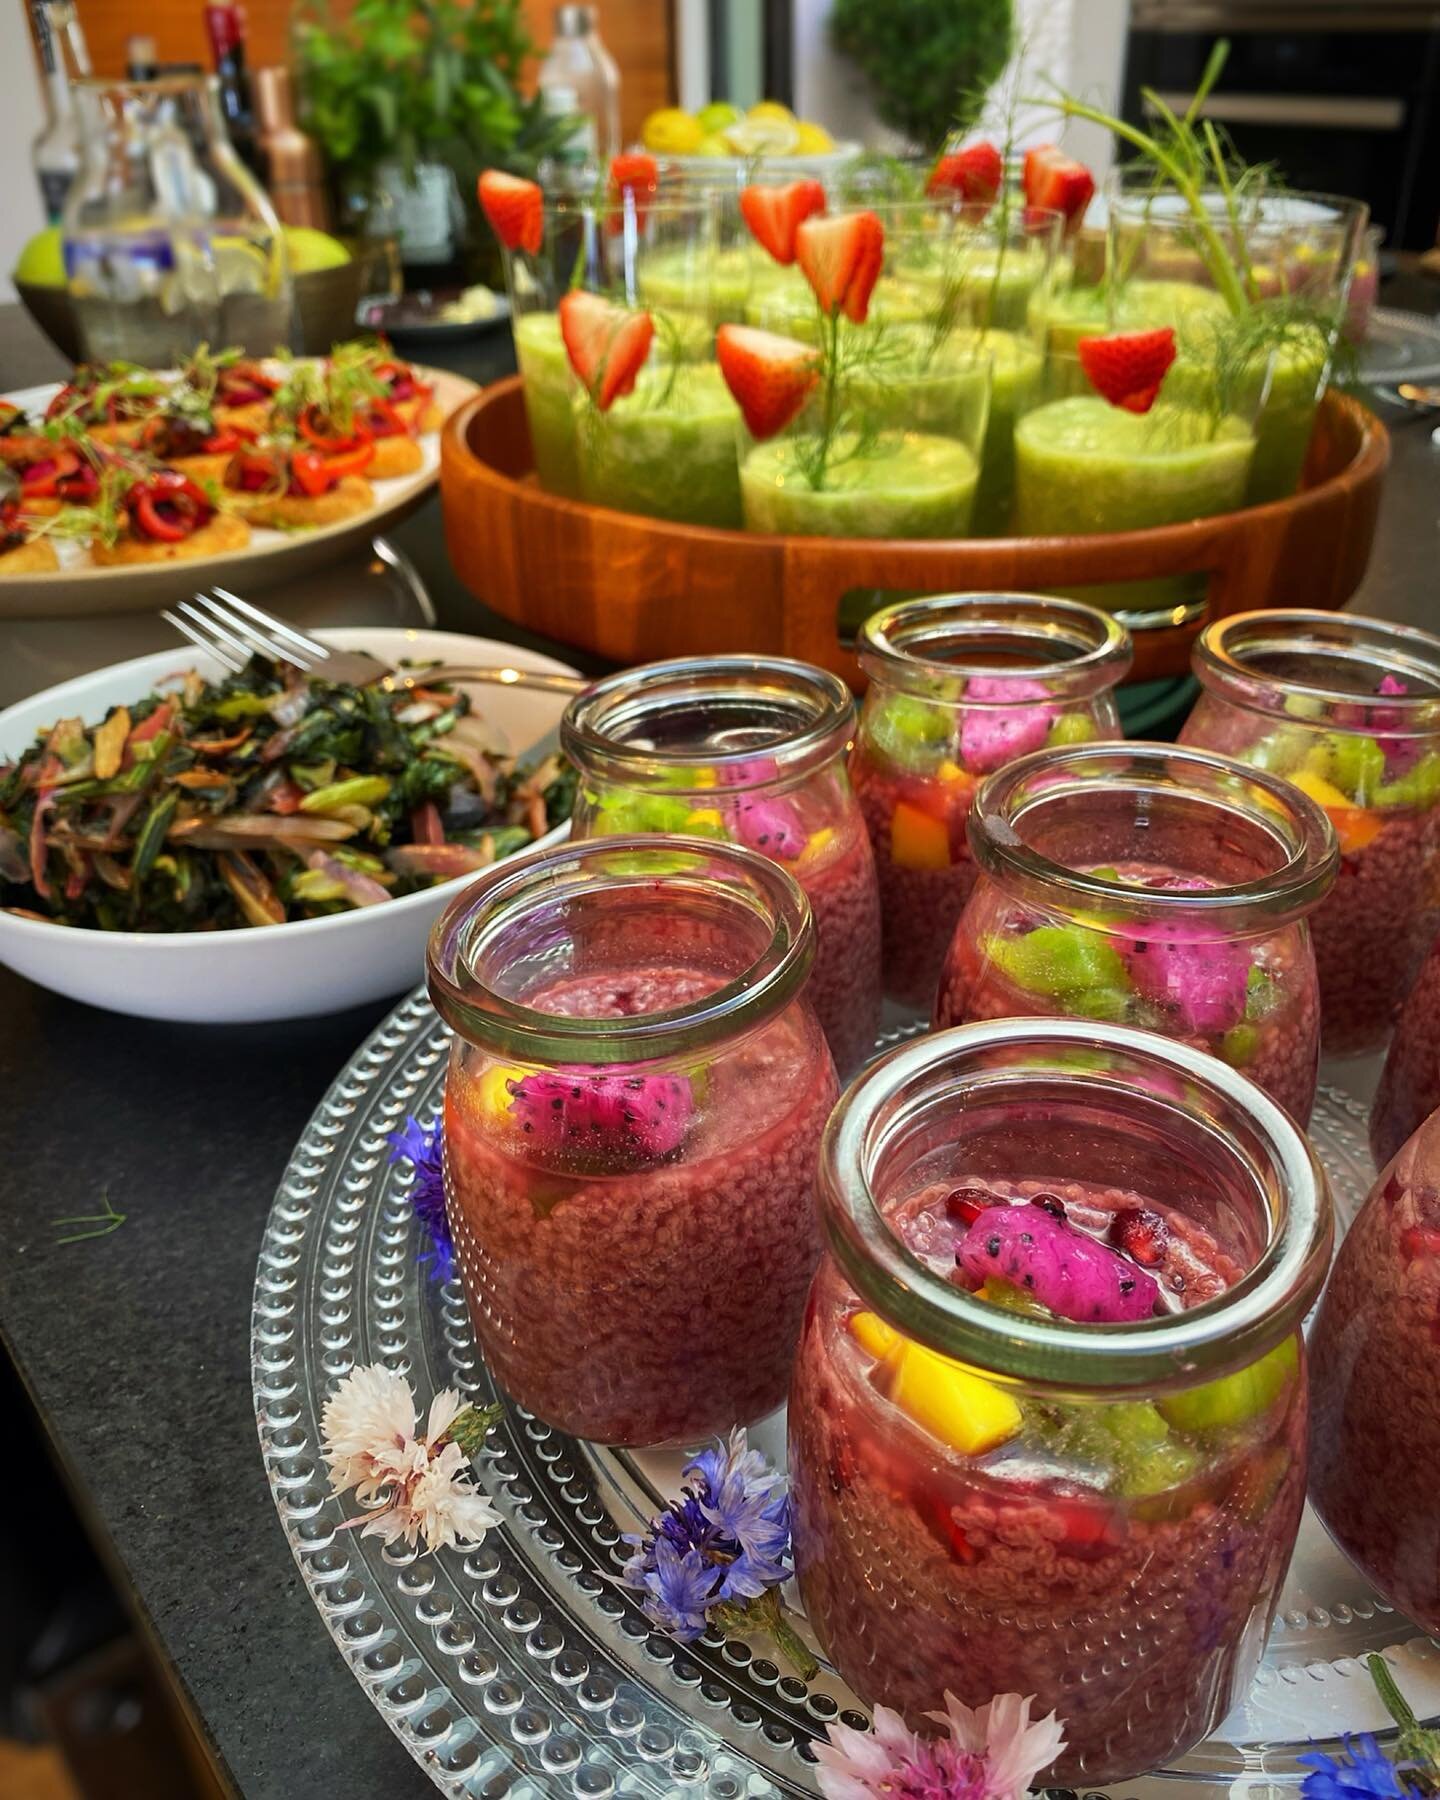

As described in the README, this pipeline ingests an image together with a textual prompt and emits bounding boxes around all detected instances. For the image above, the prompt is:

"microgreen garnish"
[53,1189,127,1245]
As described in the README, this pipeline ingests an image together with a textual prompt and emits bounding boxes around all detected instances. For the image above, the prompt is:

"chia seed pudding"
[933,744,1336,1123]
[850,595,1130,1014]
[1181,610,1440,1057]
[1309,1111,1440,1632]
[1372,936,1440,1170]
[429,838,838,1448]
[788,1019,1330,1786]
[563,657,882,1078]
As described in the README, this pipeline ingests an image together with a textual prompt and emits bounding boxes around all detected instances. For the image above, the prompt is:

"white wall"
[1,9,51,298]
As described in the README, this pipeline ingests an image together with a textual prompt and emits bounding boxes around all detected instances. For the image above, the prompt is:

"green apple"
[283,226,351,274]
[14,225,66,288]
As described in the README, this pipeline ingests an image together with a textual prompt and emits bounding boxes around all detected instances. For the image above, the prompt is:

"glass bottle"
[204,2,262,179]
[563,656,882,1079]
[428,836,837,1448]
[538,4,620,166]
[1180,609,1440,1057]
[1310,1105,1440,1632]
[849,593,1131,1013]
[789,1015,1331,1784]
[63,76,295,364]
[935,740,1337,1123]
[29,1,81,224]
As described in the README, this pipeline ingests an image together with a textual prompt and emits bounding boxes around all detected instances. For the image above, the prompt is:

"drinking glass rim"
[859,593,1131,702]
[560,655,856,790]
[1194,609,1440,727]
[966,738,1338,928]
[819,1017,1332,1390]
[426,834,815,1062]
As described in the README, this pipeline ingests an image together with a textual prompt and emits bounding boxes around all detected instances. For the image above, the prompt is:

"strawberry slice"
[478,170,543,256]
[716,324,819,439]
[1077,328,1178,414]
[739,179,827,266]
[610,152,659,199]
[927,141,1004,206]
[558,292,655,411]
[795,210,885,323]
[1022,145,1095,235]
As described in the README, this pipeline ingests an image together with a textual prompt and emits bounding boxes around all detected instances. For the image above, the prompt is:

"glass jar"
[428,837,837,1448]
[788,1017,1331,1784]
[850,594,1131,1014]
[935,741,1336,1122]
[1371,935,1440,1170]
[1310,1106,1440,1632]
[1181,610,1440,1056]
[63,76,293,363]
[563,657,881,1079]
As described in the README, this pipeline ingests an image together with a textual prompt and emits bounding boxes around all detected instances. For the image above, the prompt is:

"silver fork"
[160,586,588,697]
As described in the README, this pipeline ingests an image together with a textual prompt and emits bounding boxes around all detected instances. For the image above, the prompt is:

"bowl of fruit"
[639,99,860,179]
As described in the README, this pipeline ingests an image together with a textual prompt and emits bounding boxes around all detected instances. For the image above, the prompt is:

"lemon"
[697,100,742,134]
[724,116,800,157]
[748,100,796,124]
[283,225,351,273]
[642,107,704,155]
[212,234,278,297]
[13,225,65,288]
[792,120,835,154]
[692,133,732,158]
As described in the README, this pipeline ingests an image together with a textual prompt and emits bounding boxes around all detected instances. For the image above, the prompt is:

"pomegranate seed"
[944,1185,996,1226]
[1108,1206,1170,1268]
[1029,1192,1067,1220]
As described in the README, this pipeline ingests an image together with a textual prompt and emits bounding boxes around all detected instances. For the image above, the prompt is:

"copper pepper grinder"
[253,65,332,231]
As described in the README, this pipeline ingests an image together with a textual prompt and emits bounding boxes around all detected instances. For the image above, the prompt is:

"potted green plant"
[293,0,578,280]
[830,0,1014,153]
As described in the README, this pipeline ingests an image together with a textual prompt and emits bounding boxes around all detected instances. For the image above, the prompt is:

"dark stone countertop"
[0,278,1436,1798]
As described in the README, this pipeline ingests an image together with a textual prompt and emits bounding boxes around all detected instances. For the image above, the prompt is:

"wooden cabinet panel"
[67,0,669,146]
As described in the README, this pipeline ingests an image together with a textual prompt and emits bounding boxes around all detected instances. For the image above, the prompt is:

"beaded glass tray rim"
[253,988,1439,1800]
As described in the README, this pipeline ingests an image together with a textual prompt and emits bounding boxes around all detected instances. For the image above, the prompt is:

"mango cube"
[890,800,951,870]
[882,1339,1022,1455]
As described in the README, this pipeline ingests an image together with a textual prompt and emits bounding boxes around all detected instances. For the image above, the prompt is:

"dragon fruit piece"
[506,1068,694,1168]
[1372,673,1422,778]
[958,1204,1161,1323]
[718,755,782,788]
[728,793,808,860]
[1125,930,1252,1036]
[959,676,1058,775]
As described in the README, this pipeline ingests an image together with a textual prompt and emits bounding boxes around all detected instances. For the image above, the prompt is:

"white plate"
[0,628,578,1024]
[0,365,477,620]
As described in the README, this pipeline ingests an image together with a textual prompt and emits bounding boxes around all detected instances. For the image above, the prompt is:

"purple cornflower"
[621,1428,799,1651]
[1300,1737,1409,1800]
[388,1114,454,1283]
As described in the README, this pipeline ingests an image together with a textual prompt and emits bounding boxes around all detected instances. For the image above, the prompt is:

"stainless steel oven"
[1122,1,1440,247]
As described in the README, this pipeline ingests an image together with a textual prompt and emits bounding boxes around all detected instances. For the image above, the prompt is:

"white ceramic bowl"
[0,628,579,1023]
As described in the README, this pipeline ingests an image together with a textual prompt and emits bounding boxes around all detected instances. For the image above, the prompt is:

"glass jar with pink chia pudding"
[788,1018,1331,1785]
[934,742,1337,1123]
[563,657,881,1078]
[428,836,839,1449]
[1371,935,1440,1169]
[1310,1105,1440,1633]
[850,594,1132,1015]
[1181,610,1440,1057]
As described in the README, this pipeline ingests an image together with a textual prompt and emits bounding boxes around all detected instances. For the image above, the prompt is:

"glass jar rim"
[1193,610,1440,733]
[426,834,815,1062]
[818,1017,1332,1391]
[561,655,855,791]
[967,738,1338,929]
[859,593,1132,705]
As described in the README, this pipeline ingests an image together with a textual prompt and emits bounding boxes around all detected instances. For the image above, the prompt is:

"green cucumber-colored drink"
[740,431,979,539]
[577,362,743,529]
[513,310,580,498]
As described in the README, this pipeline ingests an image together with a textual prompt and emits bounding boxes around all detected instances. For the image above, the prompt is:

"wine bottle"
[204,3,264,178]
[28,1,80,224]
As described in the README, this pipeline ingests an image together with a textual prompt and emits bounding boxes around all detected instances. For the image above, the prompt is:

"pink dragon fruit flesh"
[958,1202,1161,1323]
[1116,873,1251,1037]
[728,794,809,860]
[506,1068,695,1169]
[959,676,1058,775]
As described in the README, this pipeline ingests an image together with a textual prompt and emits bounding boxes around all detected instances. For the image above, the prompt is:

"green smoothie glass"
[576,359,743,527]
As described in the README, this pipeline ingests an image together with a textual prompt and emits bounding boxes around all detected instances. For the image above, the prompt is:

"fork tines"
[160,588,334,675]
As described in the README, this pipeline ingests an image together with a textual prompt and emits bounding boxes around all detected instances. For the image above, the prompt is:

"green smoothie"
[1248,336,1328,504]
[576,361,742,528]
[744,274,929,341]
[1028,279,1230,375]
[513,310,580,497]
[1013,396,1254,536]
[897,242,1050,332]
[953,327,1043,534]
[637,245,753,324]
[844,324,992,440]
[740,430,978,538]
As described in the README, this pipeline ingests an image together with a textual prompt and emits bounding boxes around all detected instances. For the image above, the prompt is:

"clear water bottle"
[62,74,295,365]
[538,5,621,165]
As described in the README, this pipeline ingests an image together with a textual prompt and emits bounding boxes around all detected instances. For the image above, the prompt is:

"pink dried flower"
[814,1690,1066,1800]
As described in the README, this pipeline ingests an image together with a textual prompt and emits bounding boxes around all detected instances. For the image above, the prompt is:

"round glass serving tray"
[253,992,1440,1800]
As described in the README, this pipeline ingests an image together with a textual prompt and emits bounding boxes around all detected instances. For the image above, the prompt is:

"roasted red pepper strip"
[290,451,334,498]
[359,396,409,439]
[127,472,213,542]
[298,405,369,454]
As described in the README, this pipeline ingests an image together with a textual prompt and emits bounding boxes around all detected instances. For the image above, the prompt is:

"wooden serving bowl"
[441,379,1390,686]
